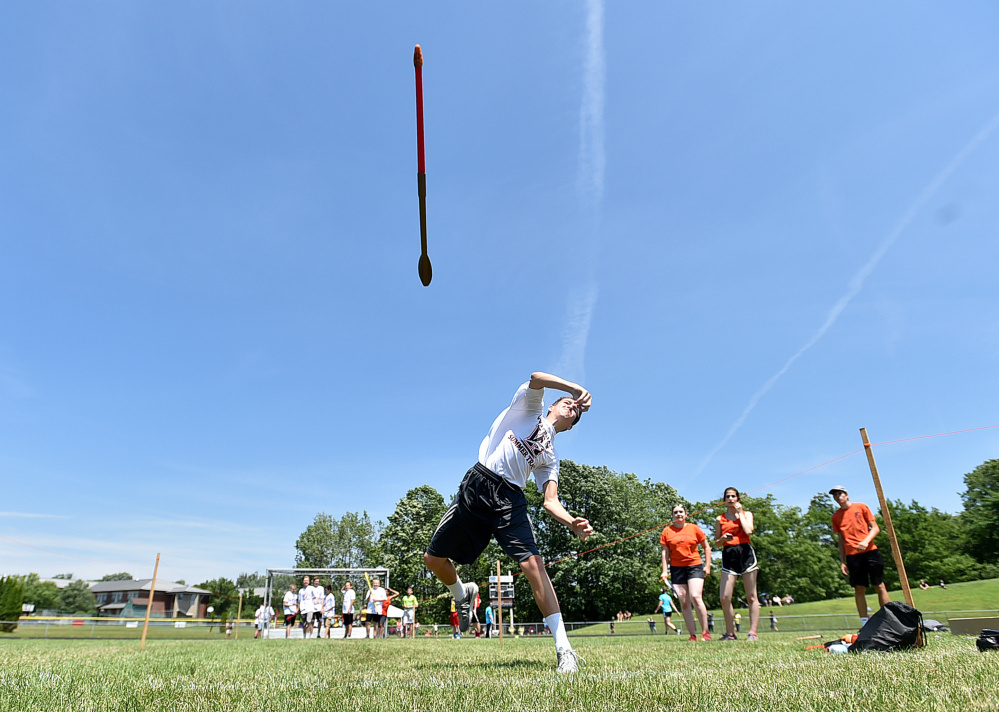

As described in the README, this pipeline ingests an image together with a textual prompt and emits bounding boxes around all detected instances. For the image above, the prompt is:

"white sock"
[860,616,869,626]
[447,577,466,602]
[546,612,571,651]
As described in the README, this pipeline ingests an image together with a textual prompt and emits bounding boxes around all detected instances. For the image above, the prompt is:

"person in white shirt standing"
[364,578,398,639]
[321,584,336,638]
[341,581,356,639]
[424,372,593,673]
[298,575,317,638]
[283,583,298,638]
[309,578,326,639]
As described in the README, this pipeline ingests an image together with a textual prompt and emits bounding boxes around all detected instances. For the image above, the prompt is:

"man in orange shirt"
[829,485,890,626]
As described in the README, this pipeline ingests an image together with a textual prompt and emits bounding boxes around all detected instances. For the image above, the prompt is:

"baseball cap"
[828,485,848,495]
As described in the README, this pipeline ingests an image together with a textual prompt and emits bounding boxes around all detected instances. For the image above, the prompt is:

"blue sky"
[2,2,998,585]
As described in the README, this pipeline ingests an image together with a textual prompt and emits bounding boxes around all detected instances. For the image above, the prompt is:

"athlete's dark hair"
[550,396,583,426]
[723,487,740,502]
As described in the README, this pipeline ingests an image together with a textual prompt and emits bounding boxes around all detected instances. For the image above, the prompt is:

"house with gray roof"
[90,579,211,618]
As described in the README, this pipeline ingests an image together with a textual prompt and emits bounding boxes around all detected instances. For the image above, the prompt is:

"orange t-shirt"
[832,502,878,556]
[660,523,706,567]
[717,514,751,547]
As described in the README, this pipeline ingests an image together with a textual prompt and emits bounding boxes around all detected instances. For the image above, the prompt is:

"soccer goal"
[263,567,392,639]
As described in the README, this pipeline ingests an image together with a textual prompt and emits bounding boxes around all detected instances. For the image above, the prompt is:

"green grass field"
[1,631,996,712]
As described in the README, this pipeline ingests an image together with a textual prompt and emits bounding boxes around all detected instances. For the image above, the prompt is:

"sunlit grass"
[0,631,996,711]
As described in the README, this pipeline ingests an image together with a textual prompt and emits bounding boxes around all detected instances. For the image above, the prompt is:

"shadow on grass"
[414,659,545,671]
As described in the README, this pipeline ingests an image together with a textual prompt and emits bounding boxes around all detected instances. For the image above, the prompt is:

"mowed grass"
[746,578,999,618]
[1,632,996,712]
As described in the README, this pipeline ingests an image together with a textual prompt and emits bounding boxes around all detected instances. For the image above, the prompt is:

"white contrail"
[578,0,605,203]
[695,109,999,476]
[556,0,604,381]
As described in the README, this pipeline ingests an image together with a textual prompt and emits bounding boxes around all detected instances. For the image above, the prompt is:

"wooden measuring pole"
[234,593,243,640]
[140,553,160,649]
[859,428,914,607]
[496,561,503,643]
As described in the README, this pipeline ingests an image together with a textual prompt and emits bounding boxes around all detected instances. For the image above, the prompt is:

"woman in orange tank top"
[713,487,760,641]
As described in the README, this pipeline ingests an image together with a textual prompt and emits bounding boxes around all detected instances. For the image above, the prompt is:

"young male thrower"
[829,485,891,627]
[424,372,593,673]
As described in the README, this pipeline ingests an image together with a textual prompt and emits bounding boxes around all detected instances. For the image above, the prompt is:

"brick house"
[91,579,211,618]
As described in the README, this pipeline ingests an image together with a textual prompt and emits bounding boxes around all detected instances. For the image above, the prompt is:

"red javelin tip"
[414,45,423,68]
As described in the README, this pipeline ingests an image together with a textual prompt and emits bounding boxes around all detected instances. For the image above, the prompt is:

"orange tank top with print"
[718,513,751,546]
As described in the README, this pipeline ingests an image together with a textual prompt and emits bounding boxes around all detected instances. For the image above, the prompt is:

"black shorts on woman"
[426,463,541,564]
[670,564,705,585]
[721,542,759,576]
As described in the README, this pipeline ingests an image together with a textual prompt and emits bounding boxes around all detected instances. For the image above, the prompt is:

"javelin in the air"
[414,44,431,286]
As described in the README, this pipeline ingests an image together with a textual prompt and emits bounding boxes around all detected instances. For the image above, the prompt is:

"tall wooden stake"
[496,560,503,643]
[140,553,160,650]
[234,592,243,640]
[860,428,914,607]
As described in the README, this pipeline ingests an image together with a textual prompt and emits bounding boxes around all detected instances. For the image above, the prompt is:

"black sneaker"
[457,582,478,633]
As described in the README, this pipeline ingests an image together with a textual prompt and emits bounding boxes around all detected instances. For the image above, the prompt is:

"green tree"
[236,572,266,589]
[197,577,240,618]
[522,460,682,622]
[98,572,133,581]
[0,576,25,632]
[877,499,998,587]
[294,511,382,569]
[379,485,448,623]
[21,573,61,611]
[52,573,73,579]
[58,579,96,615]
[960,459,999,565]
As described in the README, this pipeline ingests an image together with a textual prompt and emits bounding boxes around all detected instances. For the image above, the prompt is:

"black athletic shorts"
[284,613,297,626]
[670,564,705,585]
[846,549,885,588]
[367,613,384,626]
[342,612,354,626]
[301,611,317,625]
[721,542,759,576]
[426,463,540,564]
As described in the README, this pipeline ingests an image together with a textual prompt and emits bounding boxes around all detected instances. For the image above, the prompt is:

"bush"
[0,576,24,633]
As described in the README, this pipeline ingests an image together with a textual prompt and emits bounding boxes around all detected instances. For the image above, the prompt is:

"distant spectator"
[341,581,356,639]
[939,580,947,589]
[919,579,930,590]
[321,585,336,638]
[484,602,494,638]
[298,575,317,638]
[735,612,742,633]
[450,598,460,638]
[653,587,678,635]
[400,586,419,638]
[769,610,778,632]
[648,617,657,634]
[283,583,298,638]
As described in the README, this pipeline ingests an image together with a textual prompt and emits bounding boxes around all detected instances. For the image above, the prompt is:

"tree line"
[9,459,996,626]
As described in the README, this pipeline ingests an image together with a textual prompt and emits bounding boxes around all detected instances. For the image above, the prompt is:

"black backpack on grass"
[976,629,999,652]
[849,601,925,652]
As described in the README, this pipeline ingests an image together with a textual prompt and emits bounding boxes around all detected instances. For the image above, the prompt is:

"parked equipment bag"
[849,601,924,652]
[976,629,999,652]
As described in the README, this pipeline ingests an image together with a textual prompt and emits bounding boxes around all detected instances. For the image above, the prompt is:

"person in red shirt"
[660,504,712,641]
[829,485,890,626]
[713,487,760,641]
